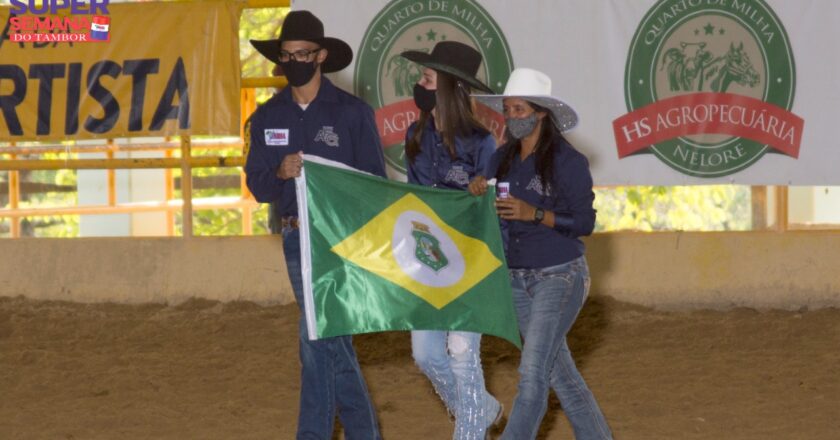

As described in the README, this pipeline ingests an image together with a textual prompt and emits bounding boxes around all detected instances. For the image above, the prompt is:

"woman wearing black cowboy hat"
[400,41,503,440]
[244,10,385,440]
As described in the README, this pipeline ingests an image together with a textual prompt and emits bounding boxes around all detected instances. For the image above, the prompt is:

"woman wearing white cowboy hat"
[400,41,503,440]
[470,68,614,440]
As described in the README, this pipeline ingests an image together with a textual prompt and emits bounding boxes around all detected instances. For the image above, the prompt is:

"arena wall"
[3,232,838,310]
[2,237,290,305]
[585,231,840,310]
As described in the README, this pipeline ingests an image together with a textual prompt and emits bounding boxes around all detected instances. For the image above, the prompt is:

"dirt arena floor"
[1,295,838,439]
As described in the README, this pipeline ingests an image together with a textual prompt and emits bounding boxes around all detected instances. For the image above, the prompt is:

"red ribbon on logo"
[374,99,506,148]
[374,100,421,147]
[613,93,804,158]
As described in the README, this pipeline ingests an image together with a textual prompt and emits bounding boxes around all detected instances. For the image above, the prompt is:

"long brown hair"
[406,72,488,163]
[495,102,562,195]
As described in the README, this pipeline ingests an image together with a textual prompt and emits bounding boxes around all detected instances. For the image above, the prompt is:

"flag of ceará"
[295,156,520,348]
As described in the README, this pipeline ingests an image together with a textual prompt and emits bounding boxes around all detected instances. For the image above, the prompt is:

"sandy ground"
[1,295,838,439]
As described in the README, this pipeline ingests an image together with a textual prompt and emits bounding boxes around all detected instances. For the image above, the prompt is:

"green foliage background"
[2,150,79,238]
[594,186,751,232]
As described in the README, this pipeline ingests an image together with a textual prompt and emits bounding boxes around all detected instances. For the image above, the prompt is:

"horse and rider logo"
[615,0,803,177]
[386,48,428,98]
[354,0,513,177]
[661,41,759,93]
[411,221,448,272]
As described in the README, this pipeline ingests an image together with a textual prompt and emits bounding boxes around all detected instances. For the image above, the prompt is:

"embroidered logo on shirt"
[444,166,469,186]
[314,126,339,147]
[526,176,550,196]
[264,129,289,146]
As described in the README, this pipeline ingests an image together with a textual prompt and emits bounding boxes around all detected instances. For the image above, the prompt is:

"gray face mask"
[505,113,539,140]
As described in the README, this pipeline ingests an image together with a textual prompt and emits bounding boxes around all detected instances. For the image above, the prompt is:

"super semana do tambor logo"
[7,0,111,43]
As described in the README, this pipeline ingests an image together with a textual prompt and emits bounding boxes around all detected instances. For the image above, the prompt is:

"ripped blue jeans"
[412,330,500,439]
[501,256,612,440]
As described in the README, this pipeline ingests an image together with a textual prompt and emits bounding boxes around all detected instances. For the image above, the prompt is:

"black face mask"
[280,60,319,87]
[413,83,436,112]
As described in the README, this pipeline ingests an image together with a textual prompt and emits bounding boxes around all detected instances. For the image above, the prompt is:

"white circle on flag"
[392,211,465,287]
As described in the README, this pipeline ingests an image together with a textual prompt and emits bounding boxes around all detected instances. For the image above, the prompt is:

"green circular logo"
[354,0,513,176]
[621,0,797,177]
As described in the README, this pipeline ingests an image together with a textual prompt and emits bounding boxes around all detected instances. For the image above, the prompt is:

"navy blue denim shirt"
[485,137,596,269]
[245,77,386,217]
[404,119,496,190]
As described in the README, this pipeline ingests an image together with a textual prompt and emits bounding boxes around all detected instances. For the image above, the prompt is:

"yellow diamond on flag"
[331,193,502,309]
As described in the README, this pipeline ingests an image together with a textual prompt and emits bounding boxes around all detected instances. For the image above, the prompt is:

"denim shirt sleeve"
[406,162,420,184]
[244,111,287,203]
[482,144,506,179]
[404,122,419,185]
[554,152,596,237]
[474,133,497,177]
[353,103,387,178]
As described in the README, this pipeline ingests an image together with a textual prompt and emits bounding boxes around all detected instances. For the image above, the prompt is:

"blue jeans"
[501,257,612,440]
[282,228,381,440]
[412,330,500,439]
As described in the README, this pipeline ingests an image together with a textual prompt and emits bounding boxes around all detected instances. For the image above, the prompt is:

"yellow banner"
[0,0,242,142]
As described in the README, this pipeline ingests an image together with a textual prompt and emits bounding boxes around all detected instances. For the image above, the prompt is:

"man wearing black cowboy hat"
[244,10,385,439]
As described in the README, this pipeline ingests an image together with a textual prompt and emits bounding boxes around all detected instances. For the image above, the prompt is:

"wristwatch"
[532,207,545,225]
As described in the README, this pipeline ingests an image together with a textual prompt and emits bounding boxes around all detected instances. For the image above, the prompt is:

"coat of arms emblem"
[411,221,448,272]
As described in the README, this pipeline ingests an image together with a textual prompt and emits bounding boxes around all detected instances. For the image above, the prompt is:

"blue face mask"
[505,113,539,139]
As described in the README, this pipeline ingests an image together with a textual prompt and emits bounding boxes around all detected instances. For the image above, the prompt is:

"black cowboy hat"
[250,10,352,73]
[401,41,494,93]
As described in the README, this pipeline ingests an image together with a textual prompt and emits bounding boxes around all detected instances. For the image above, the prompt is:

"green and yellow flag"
[295,156,520,348]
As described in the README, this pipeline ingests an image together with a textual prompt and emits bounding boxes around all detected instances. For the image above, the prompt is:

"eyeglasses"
[278,48,322,62]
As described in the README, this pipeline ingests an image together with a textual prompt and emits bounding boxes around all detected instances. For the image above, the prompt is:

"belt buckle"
[282,216,299,230]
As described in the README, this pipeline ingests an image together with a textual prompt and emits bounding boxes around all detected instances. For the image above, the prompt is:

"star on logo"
[426,28,437,41]
[704,23,715,35]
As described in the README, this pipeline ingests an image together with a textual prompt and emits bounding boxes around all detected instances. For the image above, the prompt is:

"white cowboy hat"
[472,67,578,132]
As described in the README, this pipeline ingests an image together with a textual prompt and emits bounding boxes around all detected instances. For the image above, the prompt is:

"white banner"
[293,0,840,185]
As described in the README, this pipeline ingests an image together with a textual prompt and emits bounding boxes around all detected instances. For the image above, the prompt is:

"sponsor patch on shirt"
[314,126,339,147]
[264,129,289,146]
